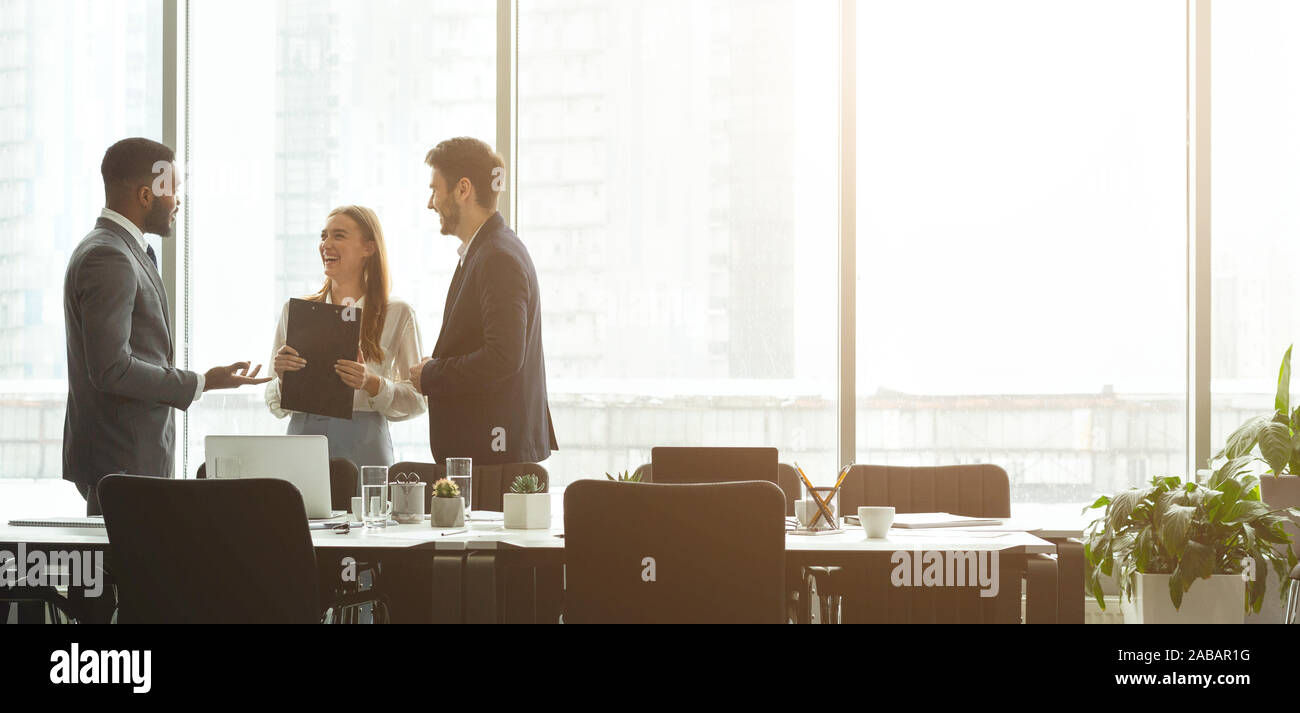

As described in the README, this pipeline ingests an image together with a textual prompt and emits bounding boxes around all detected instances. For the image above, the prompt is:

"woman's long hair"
[307,205,390,363]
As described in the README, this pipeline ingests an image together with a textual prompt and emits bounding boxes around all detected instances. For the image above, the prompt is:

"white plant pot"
[1120,573,1245,624]
[503,492,550,529]
[431,497,465,528]
[1250,475,1300,624]
[1260,475,1300,551]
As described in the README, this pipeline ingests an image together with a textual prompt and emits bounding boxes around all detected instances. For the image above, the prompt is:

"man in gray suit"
[63,138,270,515]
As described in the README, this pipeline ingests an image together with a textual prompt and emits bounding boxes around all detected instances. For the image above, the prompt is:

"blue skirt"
[287,411,394,468]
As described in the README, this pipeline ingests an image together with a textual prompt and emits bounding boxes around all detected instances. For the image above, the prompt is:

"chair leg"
[827,594,841,624]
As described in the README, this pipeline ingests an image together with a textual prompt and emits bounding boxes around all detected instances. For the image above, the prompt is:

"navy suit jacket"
[420,212,558,464]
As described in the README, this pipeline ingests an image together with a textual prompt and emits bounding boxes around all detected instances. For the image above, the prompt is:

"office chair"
[631,462,800,516]
[98,474,320,624]
[197,456,378,621]
[564,479,786,623]
[388,461,549,512]
[0,557,96,624]
[1287,564,1300,625]
[805,464,1059,624]
[385,461,554,623]
[632,459,804,621]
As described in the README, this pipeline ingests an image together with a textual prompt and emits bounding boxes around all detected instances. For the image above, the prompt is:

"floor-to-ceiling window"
[1210,0,1300,449]
[183,0,496,475]
[0,0,162,520]
[8,1,1290,520]
[517,0,841,482]
[855,0,1188,516]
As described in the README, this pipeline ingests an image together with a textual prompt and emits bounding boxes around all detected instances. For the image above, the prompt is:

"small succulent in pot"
[509,473,545,494]
[605,470,641,482]
[434,478,460,498]
[504,473,551,529]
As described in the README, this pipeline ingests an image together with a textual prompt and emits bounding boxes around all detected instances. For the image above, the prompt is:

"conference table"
[0,516,1068,624]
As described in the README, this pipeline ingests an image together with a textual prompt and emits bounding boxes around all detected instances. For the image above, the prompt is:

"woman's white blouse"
[264,296,427,422]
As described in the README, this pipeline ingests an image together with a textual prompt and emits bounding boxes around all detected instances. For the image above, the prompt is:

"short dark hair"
[424,137,504,210]
[101,138,175,196]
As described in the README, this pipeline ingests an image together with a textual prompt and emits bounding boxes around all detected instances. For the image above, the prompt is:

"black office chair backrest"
[98,474,320,624]
[196,457,359,511]
[650,446,778,485]
[836,464,1011,518]
[633,461,800,516]
[389,461,548,512]
[563,479,786,624]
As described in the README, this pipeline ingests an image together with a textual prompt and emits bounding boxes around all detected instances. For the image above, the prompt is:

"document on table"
[892,529,1012,538]
[847,512,1003,528]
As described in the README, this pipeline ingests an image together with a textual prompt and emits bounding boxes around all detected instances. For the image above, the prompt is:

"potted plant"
[503,473,550,529]
[1213,345,1300,545]
[1082,462,1298,623]
[605,470,642,482]
[430,478,464,528]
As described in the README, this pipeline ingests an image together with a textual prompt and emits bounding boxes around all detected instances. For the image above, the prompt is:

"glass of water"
[446,457,472,519]
[360,466,391,529]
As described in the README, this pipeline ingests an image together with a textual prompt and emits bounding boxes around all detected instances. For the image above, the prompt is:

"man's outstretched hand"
[409,357,433,394]
[204,361,273,391]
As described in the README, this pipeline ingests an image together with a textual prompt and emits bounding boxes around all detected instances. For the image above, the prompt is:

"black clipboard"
[280,298,362,420]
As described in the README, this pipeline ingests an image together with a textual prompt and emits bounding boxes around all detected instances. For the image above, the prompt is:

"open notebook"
[845,512,1002,529]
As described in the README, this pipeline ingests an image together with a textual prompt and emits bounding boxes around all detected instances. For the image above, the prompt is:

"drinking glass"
[446,457,472,519]
[360,465,391,529]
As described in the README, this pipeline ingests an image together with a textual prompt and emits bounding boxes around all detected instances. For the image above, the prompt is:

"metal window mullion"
[162,0,189,479]
[496,0,518,227]
[1187,0,1211,478]
[839,0,857,471]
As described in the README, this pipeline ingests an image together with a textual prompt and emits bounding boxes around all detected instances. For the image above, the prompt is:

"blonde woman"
[265,205,425,466]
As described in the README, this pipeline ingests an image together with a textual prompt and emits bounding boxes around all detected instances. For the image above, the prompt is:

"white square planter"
[1251,475,1300,623]
[503,493,550,529]
[1121,573,1245,624]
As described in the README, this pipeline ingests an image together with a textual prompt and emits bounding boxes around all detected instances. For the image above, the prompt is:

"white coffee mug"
[858,506,895,538]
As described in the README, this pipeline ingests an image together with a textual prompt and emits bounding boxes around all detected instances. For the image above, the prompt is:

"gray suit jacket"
[62,217,199,485]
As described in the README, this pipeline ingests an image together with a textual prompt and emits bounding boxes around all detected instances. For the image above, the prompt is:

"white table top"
[0,519,1058,555]
[315,520,1058,554]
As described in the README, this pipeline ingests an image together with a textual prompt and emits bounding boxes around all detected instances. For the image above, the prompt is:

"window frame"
[155,0,1213,489]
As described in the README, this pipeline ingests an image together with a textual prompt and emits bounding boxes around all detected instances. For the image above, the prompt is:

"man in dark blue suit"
[410,137,558,465]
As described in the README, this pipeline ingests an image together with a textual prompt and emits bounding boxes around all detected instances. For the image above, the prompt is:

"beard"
[437,199,460,236]
[143,199,174,237]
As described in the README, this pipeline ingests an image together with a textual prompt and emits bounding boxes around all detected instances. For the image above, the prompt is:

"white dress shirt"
[264,295,427,421]
[457,217,490,266]
[99,207,205,401]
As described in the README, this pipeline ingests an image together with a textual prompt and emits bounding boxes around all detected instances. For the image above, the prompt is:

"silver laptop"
[203,435,338,519]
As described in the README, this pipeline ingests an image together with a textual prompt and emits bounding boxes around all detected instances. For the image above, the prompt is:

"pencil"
[796,462,837,530]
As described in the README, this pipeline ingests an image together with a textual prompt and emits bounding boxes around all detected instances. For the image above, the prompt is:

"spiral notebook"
[8,516,106,529]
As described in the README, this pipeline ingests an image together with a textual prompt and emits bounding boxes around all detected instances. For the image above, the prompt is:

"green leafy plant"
[605,470,641,482]
[433,478,459,499]
[1082,462,1299,613]
[1212,344,1299,477]
[509,473,546,494]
